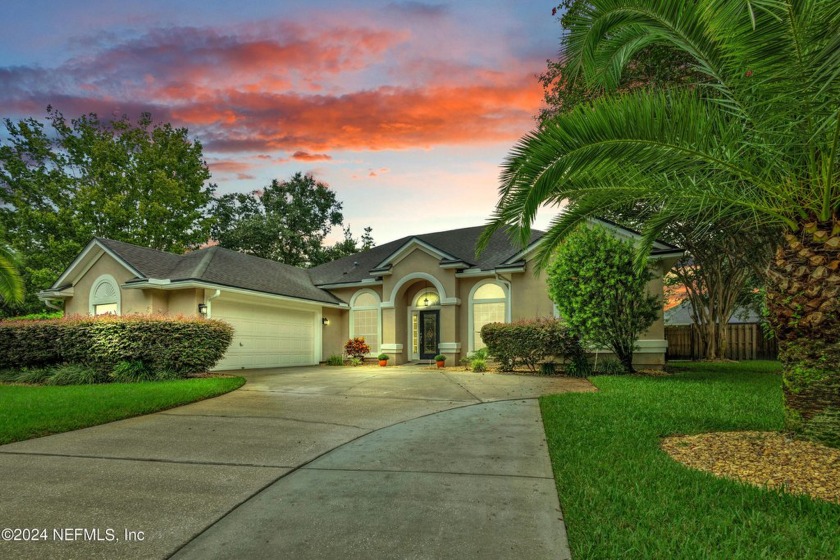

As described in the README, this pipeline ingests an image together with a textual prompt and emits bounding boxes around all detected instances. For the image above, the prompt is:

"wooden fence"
[665,324,778,361]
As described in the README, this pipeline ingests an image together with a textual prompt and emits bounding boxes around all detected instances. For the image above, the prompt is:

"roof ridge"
[190,246,218,278]
[95,237,180,258]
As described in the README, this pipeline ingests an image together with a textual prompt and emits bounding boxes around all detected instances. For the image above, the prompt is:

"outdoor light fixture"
[198,303,207,315]
[423,296,430,307]
[322,317,330,326]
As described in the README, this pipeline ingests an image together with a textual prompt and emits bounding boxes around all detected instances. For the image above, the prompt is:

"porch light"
[322,317,330,326]
[198,303,207,315]
[423,296,430,307]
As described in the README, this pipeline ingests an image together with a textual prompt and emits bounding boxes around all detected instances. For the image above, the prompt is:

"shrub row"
[480,318,589,374]
[0,315,233,376]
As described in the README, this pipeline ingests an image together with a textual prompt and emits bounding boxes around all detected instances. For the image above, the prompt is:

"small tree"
[547,226,660,372]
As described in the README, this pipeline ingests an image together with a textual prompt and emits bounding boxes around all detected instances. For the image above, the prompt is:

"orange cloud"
[292,151,332,161]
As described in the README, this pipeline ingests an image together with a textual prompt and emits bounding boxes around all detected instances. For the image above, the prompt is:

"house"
[38,220,683,370]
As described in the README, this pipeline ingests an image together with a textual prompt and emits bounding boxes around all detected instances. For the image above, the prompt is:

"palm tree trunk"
[765,223,840,448]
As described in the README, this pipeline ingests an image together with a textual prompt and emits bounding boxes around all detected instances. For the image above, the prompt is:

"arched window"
[89,274,121,316]
[413,290,440,308]
[351,290,380,354]
[470,281,507,352]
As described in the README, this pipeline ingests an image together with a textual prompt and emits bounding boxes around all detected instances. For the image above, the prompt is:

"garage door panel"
[212,301,316,370]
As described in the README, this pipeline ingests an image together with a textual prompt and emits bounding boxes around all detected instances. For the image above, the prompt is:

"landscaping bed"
[540,360,840,559]
[0,376,245,445]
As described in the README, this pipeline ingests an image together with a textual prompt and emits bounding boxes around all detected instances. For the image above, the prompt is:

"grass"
[541,361,840,559]
[0,376,245,445]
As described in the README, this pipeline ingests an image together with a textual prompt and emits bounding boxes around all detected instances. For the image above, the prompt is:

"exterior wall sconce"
[198,303,208,315]
[322,317,330,326]
[423,296,430,307]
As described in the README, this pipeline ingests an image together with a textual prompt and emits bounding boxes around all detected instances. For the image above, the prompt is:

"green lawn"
[0,376,245,445]
[541,361,840,559]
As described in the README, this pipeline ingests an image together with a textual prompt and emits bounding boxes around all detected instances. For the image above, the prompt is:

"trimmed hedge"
[0,315,233,376]
[480,318,588,373]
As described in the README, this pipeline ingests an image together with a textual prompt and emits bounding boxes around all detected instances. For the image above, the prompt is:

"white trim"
[89,274,121,316]
[122,280,348,309]
[315,279,383,290]
[52,240,143,289]
[438,342,461,352]
[384,272,447,307]
[467,279,510,354]
[381,343,404,354]
[373,238,459,270]
[634,340,669,353]
[349,288,381,355]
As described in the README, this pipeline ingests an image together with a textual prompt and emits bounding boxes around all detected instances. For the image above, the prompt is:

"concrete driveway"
[0,365,593,559]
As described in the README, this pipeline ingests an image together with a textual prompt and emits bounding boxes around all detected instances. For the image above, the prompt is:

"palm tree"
[481,0,839,446]
[0,244,24,305]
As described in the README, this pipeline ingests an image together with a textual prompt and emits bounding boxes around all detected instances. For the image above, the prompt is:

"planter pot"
[436,361,445,368]
[378,360,388,367]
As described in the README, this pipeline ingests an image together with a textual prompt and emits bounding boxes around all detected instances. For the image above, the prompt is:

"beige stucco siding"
[63,253,152,316]
[321,307,349,360]
[166,289,204,316]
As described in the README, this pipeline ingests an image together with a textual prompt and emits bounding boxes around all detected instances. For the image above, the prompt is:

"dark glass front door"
[418,310,440,360]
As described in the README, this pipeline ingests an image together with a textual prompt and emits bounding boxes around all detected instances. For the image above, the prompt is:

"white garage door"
[212,300,316,370]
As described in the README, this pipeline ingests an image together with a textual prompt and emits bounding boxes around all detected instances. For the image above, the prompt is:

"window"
[89,275,121,316]
[351,290,380,354]
[413,290,440,307]
[471,281,507,351]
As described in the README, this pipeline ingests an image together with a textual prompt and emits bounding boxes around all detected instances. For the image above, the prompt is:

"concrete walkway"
[0,366,593,559]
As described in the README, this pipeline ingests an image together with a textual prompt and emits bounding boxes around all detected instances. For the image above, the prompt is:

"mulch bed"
[661,431,840,504]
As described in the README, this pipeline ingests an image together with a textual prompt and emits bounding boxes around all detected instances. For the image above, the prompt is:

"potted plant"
[434,354,447,369]
[377,353,389,367]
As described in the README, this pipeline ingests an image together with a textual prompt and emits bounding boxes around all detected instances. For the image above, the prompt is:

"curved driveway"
[0,366,593,559]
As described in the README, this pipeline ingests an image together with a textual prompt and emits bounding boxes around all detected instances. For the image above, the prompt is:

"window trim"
[467,279,510,354]
[349,288,381,355]
[89,274,121,316]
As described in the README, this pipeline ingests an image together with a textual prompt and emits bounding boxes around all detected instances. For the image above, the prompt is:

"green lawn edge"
[540,361,840,559]
[0,376,246,445]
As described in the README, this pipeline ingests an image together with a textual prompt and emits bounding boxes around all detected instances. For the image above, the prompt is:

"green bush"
[1,311,63,321]
[349,357,362,367]
[326,354,344,366]
[377,353,389,361]
[111,361,156,383]
[564,354,592,378]
[471,358,487,372]
[540,362,556,375]
[481,318,586,372]
[14,367,53,384]
[595,358,626,375]
[46,364,105,386]
[434,354,446,362]
[153,369,184,381]
[0,315,233,376]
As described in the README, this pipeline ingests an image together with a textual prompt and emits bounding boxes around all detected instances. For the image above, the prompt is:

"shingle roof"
[308,226,544,286]
[96,239,341,305]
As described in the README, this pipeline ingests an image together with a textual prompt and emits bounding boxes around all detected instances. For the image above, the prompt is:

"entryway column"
[380,305,405,365]
[437,304,461,365]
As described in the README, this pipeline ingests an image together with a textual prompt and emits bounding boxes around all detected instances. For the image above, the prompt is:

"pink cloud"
[292,151,332,161]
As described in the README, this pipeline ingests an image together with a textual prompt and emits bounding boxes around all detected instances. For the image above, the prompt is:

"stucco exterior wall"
[63,253,152,316]
[321,307,349,361]
[166,289,204,316]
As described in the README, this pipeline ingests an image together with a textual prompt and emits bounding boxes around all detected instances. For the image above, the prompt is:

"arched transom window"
[471,282,507,351]
[413,290,440,308]
[89,274,121,316]
[351,290,380,354]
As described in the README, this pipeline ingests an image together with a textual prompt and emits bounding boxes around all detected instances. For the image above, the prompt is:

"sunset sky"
[0,1,563,245]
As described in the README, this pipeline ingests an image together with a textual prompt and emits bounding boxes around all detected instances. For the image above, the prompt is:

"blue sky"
[0,1,564,244]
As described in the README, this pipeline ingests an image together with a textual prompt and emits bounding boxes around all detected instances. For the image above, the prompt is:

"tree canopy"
[482,0,840,446]
[211,172,373,267]
[0,108,216,314]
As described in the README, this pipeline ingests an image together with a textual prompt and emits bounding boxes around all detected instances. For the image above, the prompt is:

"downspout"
[42,299,63,311]
[205,289,222,319]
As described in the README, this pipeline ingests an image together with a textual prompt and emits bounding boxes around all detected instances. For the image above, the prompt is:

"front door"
[418,310,440,360]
